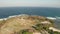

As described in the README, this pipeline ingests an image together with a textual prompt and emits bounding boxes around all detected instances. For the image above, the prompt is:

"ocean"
[0,7,60,29]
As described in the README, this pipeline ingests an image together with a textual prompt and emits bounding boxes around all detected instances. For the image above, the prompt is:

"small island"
[0,14,60,34]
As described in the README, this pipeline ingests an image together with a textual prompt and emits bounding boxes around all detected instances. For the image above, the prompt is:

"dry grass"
[0,15,53,34]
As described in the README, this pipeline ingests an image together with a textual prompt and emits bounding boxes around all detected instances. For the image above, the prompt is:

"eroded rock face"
[0,14,53,34]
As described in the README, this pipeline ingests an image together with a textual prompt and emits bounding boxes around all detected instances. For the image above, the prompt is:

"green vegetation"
[17,30,33,34]
[32,23,51,31]
[48,30,60,34]
[32,24,44,31]
[22,31,32,34]
[53,31,60,34]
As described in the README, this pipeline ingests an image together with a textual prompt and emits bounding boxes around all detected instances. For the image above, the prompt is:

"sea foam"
[0,14,29,21]
[0,14,60,21]
[46,17,56,20]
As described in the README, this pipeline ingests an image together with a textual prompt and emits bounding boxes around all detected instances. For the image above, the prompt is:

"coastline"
[0,14,60,34]
[0,14,58,21]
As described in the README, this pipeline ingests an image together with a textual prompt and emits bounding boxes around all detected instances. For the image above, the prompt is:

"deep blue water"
[0,7,60,18]
[0,7,60,29]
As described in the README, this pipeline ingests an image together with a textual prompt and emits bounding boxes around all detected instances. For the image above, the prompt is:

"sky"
[0,0,60,7]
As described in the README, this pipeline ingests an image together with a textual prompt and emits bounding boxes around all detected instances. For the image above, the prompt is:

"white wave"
[0,19,4,21]
[46,17,56,20]
[0,14,29,21]
[55,16,60,19]
[3,18,8,20]
[0,14,60,21]
[47,16,60,20]
[0,18,7,21]
[0,15,17,21]
[8,15,17,18]
[18,14,29,16]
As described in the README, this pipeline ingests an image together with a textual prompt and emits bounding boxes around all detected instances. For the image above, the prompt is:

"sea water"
[0,7,60,29]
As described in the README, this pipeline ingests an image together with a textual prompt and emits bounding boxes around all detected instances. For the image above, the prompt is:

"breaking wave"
[0,14,29,21]
[0,14,60,21]
[46,17,56,20]
[47,17,60,20]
